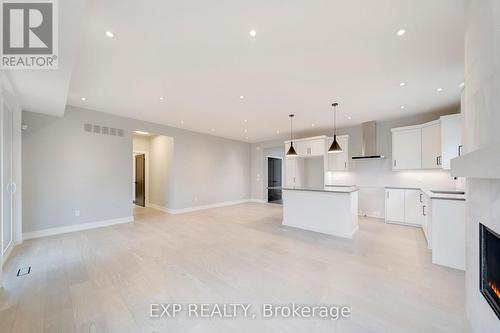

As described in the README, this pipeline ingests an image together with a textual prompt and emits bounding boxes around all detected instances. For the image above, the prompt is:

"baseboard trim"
[148,199,263,215]
[249,198,267,204]
[146,203,176,214]
[360,213,385,219]
[2,242,15,266]
[22,216,134,241]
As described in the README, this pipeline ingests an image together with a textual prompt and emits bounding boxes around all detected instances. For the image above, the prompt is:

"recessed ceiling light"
[244,129,248,133]
[249,30,257,37]
[180,120,184,125]
[80,97,86,101]
[105,31,114,38]
[134,131,150,135]
[159,96,165,101]
[347,116,352,120]
[240,95,245,99]
[276,130,280,134]
[400,105,406,110]
[244,119,248,123]
[311,124,315,127]
[436,87,443,92]
[211,128,215,132]
[399,82,406,87]
[245,136,249,140]
[396,29,406,37]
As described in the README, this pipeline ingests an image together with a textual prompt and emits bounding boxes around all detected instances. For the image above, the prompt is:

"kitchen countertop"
[420,189,465,201]
[283,186,359,193]
[384,186,466,201]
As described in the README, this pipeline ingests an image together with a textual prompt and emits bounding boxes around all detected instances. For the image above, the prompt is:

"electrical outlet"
[74,210,80,217]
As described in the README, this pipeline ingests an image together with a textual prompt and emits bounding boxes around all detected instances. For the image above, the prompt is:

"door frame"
[133,150,149,207]
[265,156,283,203]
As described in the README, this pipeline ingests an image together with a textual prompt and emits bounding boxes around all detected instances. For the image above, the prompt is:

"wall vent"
[84,123,92,132]
[84,123,126,138]
[17,266,31,277]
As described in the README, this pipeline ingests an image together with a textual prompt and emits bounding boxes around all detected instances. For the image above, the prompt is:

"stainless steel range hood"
[351,121,385,160]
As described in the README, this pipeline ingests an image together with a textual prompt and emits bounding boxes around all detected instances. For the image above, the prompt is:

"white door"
[385,189,405,223]
[1,101,14,255]
[404,190,422,225]
[422,123,442,169]
[441,114,462,170]
[392,128,422,170]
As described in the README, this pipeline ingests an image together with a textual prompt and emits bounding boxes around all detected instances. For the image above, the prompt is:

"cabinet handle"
[394,160,397,167]
[436,156,439,166]
[419,193,423,203]
[344,161,347,169]
[422,205,426,216]
[387,191,389,199]
[458,145,463,156]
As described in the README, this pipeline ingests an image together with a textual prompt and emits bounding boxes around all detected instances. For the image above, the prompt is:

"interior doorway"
[267,157,282,204]
[134,154,146,207]
[132,133,174,215]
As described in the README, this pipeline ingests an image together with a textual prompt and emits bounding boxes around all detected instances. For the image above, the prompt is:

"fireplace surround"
[480,223,500,320]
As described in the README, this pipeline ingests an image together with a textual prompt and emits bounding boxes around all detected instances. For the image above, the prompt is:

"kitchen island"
[282,186,359,239]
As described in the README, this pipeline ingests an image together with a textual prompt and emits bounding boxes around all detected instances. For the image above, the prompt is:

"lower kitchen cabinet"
[421,193,432,249]
[385,188,422,226]
[385,189,405,223]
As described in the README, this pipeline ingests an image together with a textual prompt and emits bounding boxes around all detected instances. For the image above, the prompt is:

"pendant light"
[328,103,343,153]
[286,114,298,156]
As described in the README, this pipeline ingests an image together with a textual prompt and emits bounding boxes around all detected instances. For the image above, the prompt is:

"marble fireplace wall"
[463,0,500,331]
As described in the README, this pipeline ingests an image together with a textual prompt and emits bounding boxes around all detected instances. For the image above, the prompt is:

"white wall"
[251,110,460,217]
[149,135,174,208]
[462,0,500,332]
[132,135,150,152]
[22,106,251,234]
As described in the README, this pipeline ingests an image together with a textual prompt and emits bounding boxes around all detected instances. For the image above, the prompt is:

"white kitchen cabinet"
[404,190,422,226]
[421,193,432,249]
[440,114,462,170]
[327,135,349,171]
[385,188,423,226]
[285,157,304,187]
[421,122,442,169]
[385,189,405,223]
[285,136,327,158]
[392,127,422,170]
[431,198,465,270]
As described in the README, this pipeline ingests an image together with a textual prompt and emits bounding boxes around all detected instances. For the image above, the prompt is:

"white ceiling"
[68,1,462,142]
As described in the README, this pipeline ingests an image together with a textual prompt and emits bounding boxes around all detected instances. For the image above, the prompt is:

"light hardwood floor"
[0,203,470,332]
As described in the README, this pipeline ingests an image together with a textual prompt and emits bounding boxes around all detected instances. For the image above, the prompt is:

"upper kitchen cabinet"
[285,157,304,187]
[392,126,422,170]
[327,135,349,171]
[421,121,442,169]
[285,136,327,158]
[391,114,462,171]
[440,114,462,170]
